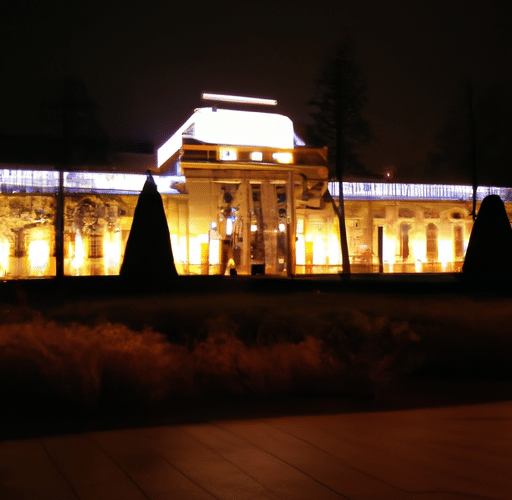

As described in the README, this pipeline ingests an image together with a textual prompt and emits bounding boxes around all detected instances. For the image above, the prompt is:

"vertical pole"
[239,180,251,275]
[469,80,477,221]
[378,226,384,274]
[337,178,351,274]
[260,180,278,274]
[55,169,64,279]
[56,80,71,280]
[335,101,351,275]
[286,171,296,277]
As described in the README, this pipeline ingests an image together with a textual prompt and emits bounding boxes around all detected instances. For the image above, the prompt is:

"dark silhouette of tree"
[40,77,109,278]
[309,41,373,275]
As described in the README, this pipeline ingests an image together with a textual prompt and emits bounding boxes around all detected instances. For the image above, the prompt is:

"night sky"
[2,0,512,183]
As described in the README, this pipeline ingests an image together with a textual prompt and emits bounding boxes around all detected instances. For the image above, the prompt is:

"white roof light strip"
[0,168,510,201]
[201,93,277,106]
[328,182,511,202]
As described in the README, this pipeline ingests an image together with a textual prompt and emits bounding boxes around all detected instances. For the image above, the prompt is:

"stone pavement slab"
[0,400,510,499]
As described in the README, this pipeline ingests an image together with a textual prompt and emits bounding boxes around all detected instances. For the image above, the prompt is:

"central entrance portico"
[157,100,328,276]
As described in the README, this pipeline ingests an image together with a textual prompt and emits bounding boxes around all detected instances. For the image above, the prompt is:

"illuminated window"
[400,223,410,260]
[219,148,237,161]
[251,151,263,161]
[454,225,464,258]
[424,210,439,219]
[373,207,386,219]
[226,218,233,236]
[272,152,293,164]
[398,208,414,218]
[426,223,438,261]
[89,233,103,258]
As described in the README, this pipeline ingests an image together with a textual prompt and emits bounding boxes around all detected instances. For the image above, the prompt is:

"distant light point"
[384,168,394,181]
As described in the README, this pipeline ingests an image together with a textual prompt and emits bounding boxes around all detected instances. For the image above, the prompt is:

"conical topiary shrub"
[120,173,178,284]
[463,194,512,285]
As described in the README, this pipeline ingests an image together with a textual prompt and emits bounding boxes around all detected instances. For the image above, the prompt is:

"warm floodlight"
[202,93,277,106]
[272,152,294,164]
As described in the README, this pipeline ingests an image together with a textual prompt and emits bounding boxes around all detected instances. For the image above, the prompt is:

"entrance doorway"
[213,181,289,275]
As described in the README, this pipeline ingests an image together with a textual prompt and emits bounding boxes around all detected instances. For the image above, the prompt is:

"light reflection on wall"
[71,233,86,272]
[0,241,9,276]
[28,239,50,273]
[439,239,452,271]
[313,235,327,266]
[187,234,209,274]
[412,240,426,272]
[209,239,220,266]
[296,235,305,266]
[383,233,396,272]
[327,236,342,266]
[172,235,189,274]
[103,231,121,274]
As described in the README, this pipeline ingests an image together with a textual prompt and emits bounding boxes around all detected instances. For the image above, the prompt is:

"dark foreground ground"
[1,273,511,442]
[0,272,479,305]
[2,399,511,499]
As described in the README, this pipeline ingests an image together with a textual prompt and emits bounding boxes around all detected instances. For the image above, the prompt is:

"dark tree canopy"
[309,41,373,275]
[309,42,373,180]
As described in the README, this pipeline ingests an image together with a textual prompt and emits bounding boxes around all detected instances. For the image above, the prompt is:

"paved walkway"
[0,400,511,499]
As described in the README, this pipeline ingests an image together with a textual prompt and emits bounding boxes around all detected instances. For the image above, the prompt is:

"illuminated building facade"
[156,105,512,276]
[0,169,182,278]
[0,103,511,278]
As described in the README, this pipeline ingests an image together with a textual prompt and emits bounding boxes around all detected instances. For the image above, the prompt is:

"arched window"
[454,225,464,258]
[89,232,103,258]
[426,223,438,261]
[400,223,411,260]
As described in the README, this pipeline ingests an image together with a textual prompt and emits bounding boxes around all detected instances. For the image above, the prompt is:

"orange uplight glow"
[0,240,9,275]
[103,231,121,272]
[383,235,395,271]
[28,240,49,271]
[439,239,452,271]
[72,233,86,270]
[272,152,293,164]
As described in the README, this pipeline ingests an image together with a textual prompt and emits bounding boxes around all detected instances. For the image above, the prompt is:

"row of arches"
[398,222,465,263]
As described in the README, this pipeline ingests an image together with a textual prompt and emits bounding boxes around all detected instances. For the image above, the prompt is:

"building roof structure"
[157,107,305,172]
